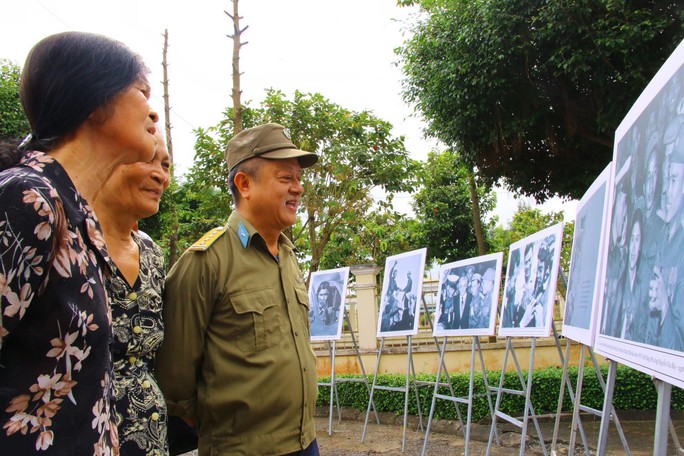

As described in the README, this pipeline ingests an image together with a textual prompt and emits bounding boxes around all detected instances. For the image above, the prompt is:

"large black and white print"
[377,248,427,337]
[433,252,504,337]
[562,163,613,346]
[499,223,564,338]
[595,41,684,389]
[309,267,350,341]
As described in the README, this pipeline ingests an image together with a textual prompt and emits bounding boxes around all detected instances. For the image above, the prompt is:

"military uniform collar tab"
[228,211,295,251]
[238,223,249,249]
[229,212,257,249]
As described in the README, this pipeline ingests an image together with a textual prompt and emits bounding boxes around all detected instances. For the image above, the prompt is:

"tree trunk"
[468,168,486,255]
[162,29,180,267]
[162,30,174,172]
[226,0,248,134]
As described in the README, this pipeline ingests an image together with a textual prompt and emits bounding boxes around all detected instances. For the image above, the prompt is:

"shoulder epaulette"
[188,227,227,251]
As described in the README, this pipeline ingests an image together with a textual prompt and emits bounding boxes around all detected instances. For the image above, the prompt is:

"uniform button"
[128,292,138,300]
[303,367,306,371]
[129,356,137,364]
[133,326,142,334]
[295,332,299,337]
[142,380,151,388]
[151,412,160,421]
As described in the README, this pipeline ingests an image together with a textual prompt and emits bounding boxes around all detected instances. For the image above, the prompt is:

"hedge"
[316,365,684,422]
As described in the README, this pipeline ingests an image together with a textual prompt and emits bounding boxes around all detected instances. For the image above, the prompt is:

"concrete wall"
[313,336,595,376]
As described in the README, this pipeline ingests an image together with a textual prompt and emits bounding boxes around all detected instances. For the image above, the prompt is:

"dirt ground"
[313,406,684,455]
[179,407,683,455]
[315,407,554,456]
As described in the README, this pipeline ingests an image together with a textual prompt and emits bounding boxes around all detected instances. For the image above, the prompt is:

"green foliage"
[260,90,420,273]
[159,90,420,272]
[0,59,29,142]
[412,149,496,264]
[488,203,574,282]
[398,0,684,201]
[317,365,684,422]
[139,176,232,258]
[318,209,420,272]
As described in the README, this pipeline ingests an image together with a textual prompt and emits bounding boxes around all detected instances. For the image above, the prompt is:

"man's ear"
[234,172,251,200]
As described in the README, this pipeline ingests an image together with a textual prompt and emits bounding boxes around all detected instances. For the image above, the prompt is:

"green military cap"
[225,123,319,171]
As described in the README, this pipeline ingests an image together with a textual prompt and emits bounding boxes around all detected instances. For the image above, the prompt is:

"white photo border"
[377,248,428,338]
[593,39,684,389]
[308,267,350,341]
[498,223,564,338]
[432,252,504,337]
[562,162,614,346]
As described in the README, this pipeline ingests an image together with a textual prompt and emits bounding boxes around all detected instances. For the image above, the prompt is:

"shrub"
[316,365,683,422]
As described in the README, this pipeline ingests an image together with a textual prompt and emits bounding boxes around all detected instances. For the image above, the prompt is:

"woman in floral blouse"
[93,129,171,455]
[0,32,159,454]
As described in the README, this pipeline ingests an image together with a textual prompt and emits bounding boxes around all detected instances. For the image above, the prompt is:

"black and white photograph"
[309,267,350,341]
[594,40,684,389]
[377,248,427,337]
[498,223,564,338]
[433,252,504,337]
[562,163,613,346]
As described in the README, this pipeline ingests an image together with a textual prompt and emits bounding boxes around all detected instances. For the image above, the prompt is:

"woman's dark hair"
[0,31,148,170]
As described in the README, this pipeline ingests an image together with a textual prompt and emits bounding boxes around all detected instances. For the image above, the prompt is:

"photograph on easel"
[376,248,427,337]
[308,267,350,341]
[432,252,504,337]
[594,40,684,389]
[562,163,613,346]
[498,223,564,338]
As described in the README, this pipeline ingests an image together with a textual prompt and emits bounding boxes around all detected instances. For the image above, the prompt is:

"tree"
[0,59,29,143]
[226,0,248,133]
[175,90,418,274]
[488,203,574,285]
[316,209,420,272]
[159,29,183,266]
[268,90,418,273]
[139,175,229,257]
[399,0,684,201]
[412,149,496,264]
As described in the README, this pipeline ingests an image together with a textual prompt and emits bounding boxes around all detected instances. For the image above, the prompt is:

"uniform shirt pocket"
[294,286,311,339]
[230,288,282,352]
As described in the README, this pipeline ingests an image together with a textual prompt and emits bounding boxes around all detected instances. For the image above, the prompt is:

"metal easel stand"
[318,313,380,436]
[417,296,467,454]
[669,406,684,455]
[595,359,633,455]
[486,336,548,456]
[421,335,500,456]
[568,347,631,455]
[652,378,684,456]
[549,324,590,456]
[361,335,425,452]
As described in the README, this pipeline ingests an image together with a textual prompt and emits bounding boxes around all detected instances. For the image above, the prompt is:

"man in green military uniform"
[156,123,320,455]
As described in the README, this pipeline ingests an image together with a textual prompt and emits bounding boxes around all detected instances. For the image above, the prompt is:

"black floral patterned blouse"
[108,233,168,455]
[0,151,118,454]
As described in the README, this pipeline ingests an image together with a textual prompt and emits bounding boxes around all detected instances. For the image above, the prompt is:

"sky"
[2,0,577,225]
